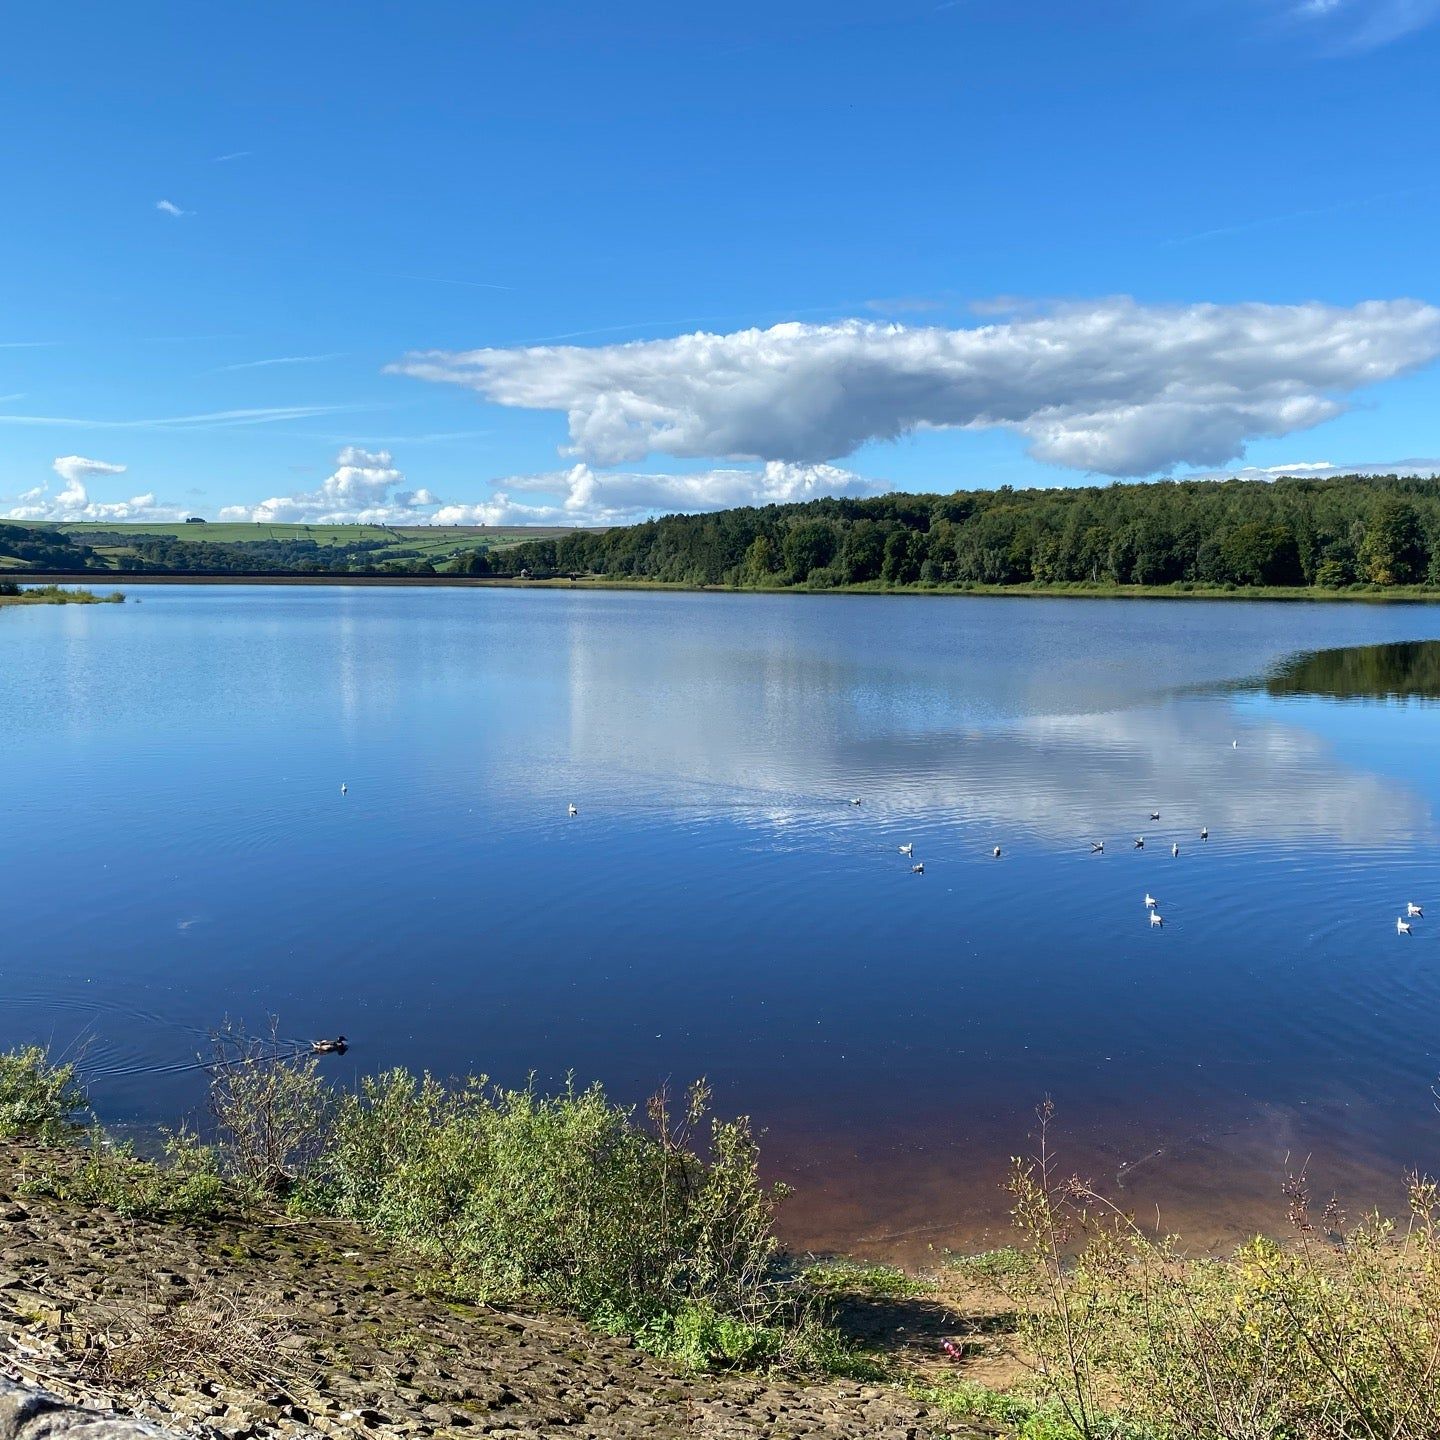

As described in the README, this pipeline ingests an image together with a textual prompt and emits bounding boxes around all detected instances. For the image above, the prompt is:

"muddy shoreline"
[0,1142,978,1440]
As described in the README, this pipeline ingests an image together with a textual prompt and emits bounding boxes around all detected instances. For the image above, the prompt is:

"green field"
[0,520,592,575]
[47,521,581,551]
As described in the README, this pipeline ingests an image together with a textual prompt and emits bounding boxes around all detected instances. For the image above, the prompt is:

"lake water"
[5,585,1440,1262]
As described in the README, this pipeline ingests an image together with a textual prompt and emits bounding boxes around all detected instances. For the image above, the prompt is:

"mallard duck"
[312,1036,348,1055]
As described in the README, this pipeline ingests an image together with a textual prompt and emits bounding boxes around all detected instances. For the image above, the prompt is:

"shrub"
[317,1071,788,1330]
[1004,1102,1440,1440]
[208,1020,331,1195]
[23,1125,225,1221]
[0,1046,86,1143]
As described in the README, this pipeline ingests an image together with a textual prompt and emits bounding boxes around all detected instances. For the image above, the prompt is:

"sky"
[2,0,1440,528]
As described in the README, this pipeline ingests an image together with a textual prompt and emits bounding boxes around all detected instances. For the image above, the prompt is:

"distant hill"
[477,473,1440,593]
[0,521,591,577]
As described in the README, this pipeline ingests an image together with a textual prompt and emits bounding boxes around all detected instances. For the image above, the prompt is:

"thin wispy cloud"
[155,199,191,218]
[0,404,353,432]
[1290,0,1440,51]
[0,341,60,350]
[210,150,251,163]
[384,271,514,292]
[1167,183,1432,245]
[209,353,343,373]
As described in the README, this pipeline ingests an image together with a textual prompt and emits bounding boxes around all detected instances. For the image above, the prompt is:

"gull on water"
[1134,836,1145,849]
[1091,841,1105,854]
[911,862,925,875]
[1150,911,1164,928]
[1200,826,1208,841]
[851,797,862,806]
[340,782,347,796]
[1398,916,1413,936]
[993,846,1002,858]
[1150,811,1161,821]
[1144,893,1157,909]
[568,803,578,817]
[1171,842,1180,858]
[1408,902,1424,918]
[898,843,914,856]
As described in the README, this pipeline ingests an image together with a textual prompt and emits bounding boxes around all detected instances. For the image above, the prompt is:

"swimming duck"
[312,1036,348,1055]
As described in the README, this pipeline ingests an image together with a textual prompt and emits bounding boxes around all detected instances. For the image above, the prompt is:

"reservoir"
[5,585,1440,1260]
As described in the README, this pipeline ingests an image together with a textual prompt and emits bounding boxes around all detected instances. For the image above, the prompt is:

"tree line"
[466,474,1440,591]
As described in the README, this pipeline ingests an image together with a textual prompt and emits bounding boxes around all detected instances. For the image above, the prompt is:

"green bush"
[318,1071,786,1324]
[1005,1104,1440,1440]
[208,1020,331,1194]
[0,1046,86,1143]
[23,1125,225,1221]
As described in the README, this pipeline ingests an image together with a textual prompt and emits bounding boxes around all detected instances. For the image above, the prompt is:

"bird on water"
[312,1036,348,1054]
[340,782,347,796]
[898,843,913,856]
[568,803,578,817]
[1172,842,1180,858]
[1408,902,1424,918]
[1398,917,1413,937]
[911,862,925,874]
[1144,893,1157,909]
[1150,911,1164,928]
[1091,841,1104,854]
[993,846,1002,858]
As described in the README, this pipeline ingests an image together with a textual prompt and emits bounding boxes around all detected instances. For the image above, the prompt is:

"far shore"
[12,569,1440,603]
[0,584,124,606]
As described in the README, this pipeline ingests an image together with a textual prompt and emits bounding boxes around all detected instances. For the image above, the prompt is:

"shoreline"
[11,570,1440,603]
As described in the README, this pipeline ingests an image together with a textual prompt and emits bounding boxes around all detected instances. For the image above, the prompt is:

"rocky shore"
[0,1143,980,1440]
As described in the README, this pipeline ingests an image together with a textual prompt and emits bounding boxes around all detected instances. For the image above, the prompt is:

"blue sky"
[3,0,1439,526]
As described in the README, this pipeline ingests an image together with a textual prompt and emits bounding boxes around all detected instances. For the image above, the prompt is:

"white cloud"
[432,461,885,527]
[390,299,1440,477]
[1294,0,1440,49]
[218,446,440,524]
[1188,457,1440,481]
[210,353,342,373]
[2,455,184,522]
[155,199,190,218]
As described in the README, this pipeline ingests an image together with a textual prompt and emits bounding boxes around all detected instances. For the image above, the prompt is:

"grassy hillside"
[1,521,590,576]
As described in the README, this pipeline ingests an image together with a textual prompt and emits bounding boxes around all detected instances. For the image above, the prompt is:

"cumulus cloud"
[154,199,190,218]
[390,299,1440,477]
[432,461,884,527]
[2,455,184,522]
[218,446,440,524]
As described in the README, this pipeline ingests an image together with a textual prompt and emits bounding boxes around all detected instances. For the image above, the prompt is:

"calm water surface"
[5,586,1440,1260]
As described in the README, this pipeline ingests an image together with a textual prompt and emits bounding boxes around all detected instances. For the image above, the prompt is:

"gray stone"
[0,1381,177,1439]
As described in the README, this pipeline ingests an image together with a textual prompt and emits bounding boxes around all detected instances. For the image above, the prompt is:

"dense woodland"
[8,475,1440,589]
[471,474,1440,591]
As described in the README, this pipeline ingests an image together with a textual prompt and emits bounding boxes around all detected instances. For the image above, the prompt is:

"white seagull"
[1091,841,1105,854]
[568,803,578,817]
[1398,916,1413,936]
[898,843,914,856]
[1200,826,1208,841]
[1171,842,1180,858]
[1144,893,1157,909]
[851,797,862,806]
[1408,902,1424,918]
[911,862,925,874]
[1150,911,1164,928]
[340,782,347,796]
[993,845,1002,858]
[1134,836,1145,849]
[1150,811,1161,821]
